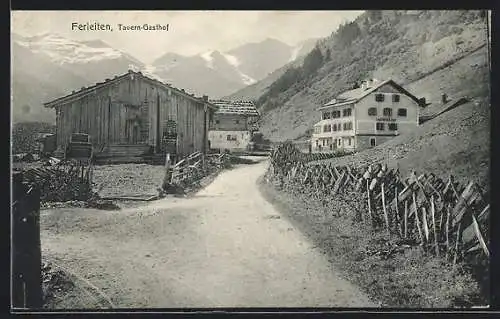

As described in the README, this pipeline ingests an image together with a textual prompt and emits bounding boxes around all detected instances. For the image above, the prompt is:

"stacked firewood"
[268,143,490,264]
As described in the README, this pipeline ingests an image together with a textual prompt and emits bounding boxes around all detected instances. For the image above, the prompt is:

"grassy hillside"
[309,37,490,190]
[225,53,307,101]
[246,10,488,142]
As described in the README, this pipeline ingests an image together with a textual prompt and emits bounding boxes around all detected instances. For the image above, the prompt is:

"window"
[368,107,377,116]
[370,138,376,147]
[343,108,352,117]
[397,108,407,117]
[332,110,340,118]
[392,94,400,102]
[332,124,337,132]
[376,122,385,131]
[338,139,342,146]
[383,108,393,117]
[338,123,342,131]
[343,122,353,131]
[388,123,398,131]
[315,140,319,147]
[323,112,331,120]
[323,124,332,132]
[227,135,237,141]
[375,93,385,102]
[314,126,321,134]
[348,138,351,146]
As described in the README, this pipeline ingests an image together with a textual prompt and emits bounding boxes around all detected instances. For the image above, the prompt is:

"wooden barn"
[43,70,218,163]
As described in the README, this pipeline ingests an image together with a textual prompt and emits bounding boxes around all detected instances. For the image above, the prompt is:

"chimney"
[203,95,208,102]
[419,97,426,107]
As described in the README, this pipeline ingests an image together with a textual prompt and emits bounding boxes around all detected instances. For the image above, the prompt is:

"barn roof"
[43,70,217,110]
[319,79,421,110]
[210,100,260,116]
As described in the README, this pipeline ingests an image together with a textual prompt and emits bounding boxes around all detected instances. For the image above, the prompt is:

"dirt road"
[41,160,377,308]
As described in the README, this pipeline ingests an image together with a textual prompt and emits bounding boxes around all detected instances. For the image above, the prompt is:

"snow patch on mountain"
[221,52,256,85]
[15,33,128,65]
[222,53,241,67]
[200,50,215,69]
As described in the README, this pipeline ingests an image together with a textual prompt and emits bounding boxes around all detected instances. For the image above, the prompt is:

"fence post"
[12,172,43,309]
[162,153,172,190]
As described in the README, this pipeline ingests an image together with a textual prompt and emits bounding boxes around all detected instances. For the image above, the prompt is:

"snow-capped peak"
[14,33,125,65]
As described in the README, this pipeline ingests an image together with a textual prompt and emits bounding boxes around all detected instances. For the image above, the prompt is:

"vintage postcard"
[10,10,491,311]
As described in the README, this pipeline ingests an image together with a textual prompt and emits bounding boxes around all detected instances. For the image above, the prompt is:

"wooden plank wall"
[54,74,208,158]
[139,77,207,158]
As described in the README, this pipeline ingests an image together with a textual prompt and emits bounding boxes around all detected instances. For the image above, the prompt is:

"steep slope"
[225,58,304,101]
[151,38,319,98]
[151,51,246,98]
[312,45,490,189]
[225,39,320,101]
[225,38,293,81]
[11,41,90,123]
[16,33,144,83]
[11,33,145,123]
[248,10,488,142]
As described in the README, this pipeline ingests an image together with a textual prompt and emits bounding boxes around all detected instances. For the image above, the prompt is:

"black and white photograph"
[10,10,491,311]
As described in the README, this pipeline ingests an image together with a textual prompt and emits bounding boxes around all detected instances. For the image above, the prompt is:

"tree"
[302,46,324,78]
[325,48,332,61]
[368,10,383,22]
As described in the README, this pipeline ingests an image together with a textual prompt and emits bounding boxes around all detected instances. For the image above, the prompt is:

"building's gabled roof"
[210,99,260,117]
[319,79,421,110]
[43,70,217,110]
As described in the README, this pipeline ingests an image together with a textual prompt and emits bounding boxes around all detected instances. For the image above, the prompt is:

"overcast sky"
[12,11,364,63]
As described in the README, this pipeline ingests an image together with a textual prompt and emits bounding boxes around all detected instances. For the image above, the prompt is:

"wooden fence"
[12,171,43,309]
[168,151,230,188]
[270,142,353,165]
[268,143,490,263]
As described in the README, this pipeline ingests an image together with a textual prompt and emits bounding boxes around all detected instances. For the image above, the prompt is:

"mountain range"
[11,33,318,123]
